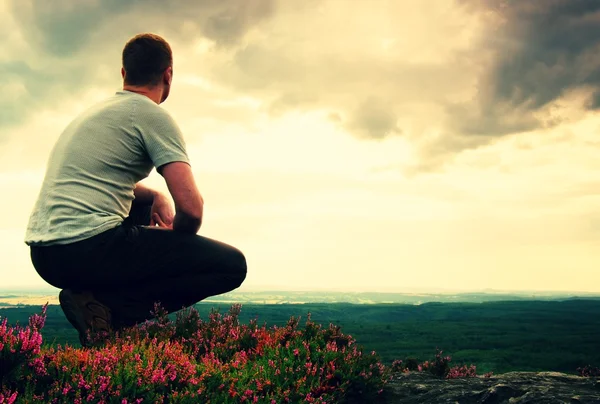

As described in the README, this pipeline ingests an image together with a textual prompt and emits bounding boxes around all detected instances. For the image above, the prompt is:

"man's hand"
[149,193,174,229]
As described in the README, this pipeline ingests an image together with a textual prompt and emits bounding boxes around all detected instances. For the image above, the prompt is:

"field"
[2,299,599,374]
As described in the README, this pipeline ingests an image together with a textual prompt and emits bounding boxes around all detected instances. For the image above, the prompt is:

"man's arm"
[133,183,158,204]
[159,162,204,234]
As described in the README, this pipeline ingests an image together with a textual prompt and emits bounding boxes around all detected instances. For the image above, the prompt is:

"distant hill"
[1,289,599,307]
[200,290,600,305]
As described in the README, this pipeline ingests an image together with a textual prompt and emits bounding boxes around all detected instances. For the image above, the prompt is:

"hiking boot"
[59,289,112,347]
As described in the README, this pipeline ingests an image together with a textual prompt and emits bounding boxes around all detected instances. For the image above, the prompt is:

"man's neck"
[122,85,163,104]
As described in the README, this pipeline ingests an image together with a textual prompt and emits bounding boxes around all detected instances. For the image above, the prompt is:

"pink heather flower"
[0,390,18,404]
[98,376,111,393]
[29,304,47,330]
[30,357,48,376]
[151,369,166,384]
[447,364,477,379]
[293,349,300,356]
[78,377,91,390]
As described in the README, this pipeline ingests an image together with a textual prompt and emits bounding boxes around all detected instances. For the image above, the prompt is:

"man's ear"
[121,67,126,80]
[164,66,173,85]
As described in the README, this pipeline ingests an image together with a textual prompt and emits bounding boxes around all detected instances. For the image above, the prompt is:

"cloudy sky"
[1,0,600,293]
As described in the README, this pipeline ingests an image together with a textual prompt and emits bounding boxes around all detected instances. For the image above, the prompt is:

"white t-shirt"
[25,90,189,246]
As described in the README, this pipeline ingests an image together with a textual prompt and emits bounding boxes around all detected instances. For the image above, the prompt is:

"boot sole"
[59,289,113,347]
[59,289,90,346]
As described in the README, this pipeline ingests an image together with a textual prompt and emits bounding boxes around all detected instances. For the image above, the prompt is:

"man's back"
[25,90,188,246]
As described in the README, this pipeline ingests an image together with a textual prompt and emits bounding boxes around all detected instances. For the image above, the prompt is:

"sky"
[1,0,600,293]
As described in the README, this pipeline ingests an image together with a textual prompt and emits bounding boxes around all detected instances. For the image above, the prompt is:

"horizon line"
[1,286,600,296]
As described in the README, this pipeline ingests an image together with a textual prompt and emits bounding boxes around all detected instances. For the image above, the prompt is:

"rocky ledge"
[386,371,600,403]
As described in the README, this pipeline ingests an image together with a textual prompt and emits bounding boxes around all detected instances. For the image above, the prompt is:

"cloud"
[10,0,275,55]
[3,0,481,149]
[0,59,90,140]
[6,0,600,170]
[346,97,401,139]
[200,0,275,46]
[449,0,600,137]
[9,0,122,57]
[204,1,481,142]
[1,0,275,137]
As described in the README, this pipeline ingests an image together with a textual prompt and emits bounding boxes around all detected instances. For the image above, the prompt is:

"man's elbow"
[188,216,202,232]
[173,207,203,233]
[173,216,201,234]
[190,202,203,224]
[188,211,202,229]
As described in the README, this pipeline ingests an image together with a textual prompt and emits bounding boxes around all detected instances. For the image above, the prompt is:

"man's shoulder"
[126,94,172,119]
[77,91,140,121]
[132,100,179,130]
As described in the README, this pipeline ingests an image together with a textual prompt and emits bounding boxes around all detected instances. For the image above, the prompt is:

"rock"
[385,371,600,403]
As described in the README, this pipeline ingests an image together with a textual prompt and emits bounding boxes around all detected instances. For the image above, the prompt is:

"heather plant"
[446,364,478,379]
[577,365,600,377]
[391,349,484,379]
[1,304,392,403]
[0,388,18,404]
[0,305,46,389]
[404,357,419,371]
[418,349,452,377]
[390,359,404,372]
[1,304,501,403]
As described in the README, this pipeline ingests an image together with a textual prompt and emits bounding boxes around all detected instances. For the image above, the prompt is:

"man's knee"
[228,247,247,287]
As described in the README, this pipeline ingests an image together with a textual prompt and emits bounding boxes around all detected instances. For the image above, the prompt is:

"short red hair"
[122,33,172,86]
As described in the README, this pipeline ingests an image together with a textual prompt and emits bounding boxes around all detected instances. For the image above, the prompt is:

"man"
[25,33,247,346]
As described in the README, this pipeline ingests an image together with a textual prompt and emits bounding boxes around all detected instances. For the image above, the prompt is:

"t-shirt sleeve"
[136,105,190,169]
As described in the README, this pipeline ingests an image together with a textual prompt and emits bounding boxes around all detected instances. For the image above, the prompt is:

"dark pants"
[30,203,247,328]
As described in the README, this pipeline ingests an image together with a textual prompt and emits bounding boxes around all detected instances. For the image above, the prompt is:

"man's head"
[122,33,173,103]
